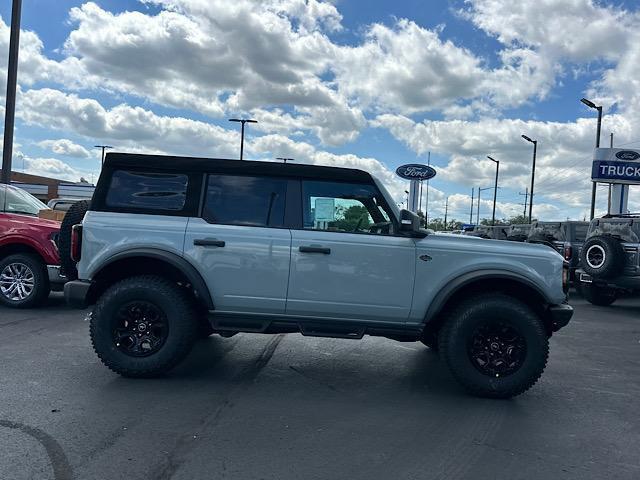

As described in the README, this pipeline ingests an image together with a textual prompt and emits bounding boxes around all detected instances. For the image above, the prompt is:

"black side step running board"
[207,312,424,342]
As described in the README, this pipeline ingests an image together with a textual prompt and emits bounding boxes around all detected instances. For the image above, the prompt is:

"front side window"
[105,170,188,212]
[2,185,48,216]
[203,175,287,227]
[302,181,394,235]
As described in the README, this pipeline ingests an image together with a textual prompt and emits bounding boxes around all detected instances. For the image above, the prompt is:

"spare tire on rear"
[58,200,90,281]
[580,235,624,279]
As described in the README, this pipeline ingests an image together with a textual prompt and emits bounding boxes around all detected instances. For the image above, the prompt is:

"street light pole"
[276,157,294,164]
[477,186,494,224]
[94,145,113,165]
[1,0,22,184]
[522,135,537,223]
[229,118,257,161]
[487,156,500,226]
[580,98,603,220]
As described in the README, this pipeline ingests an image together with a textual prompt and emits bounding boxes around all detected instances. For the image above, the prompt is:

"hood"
[420,231,563,260]
[4,213,61,231]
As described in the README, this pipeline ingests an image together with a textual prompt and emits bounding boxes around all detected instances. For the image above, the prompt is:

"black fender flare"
[423,269,552,324]
[90,248,214,309]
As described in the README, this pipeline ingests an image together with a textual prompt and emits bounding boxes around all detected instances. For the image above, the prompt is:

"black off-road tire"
[0,253,50,308]
[580,283,618,306]
[580,235,624,279]
[58,200,90,280]
[438,294,549,399]
[90,275,198,377]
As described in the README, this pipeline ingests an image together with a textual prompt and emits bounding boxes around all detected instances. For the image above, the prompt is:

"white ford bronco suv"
[65,153,573,398]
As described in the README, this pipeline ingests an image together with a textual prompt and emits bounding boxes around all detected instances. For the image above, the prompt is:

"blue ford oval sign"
[615,150,640,161]
[396,164,436,181]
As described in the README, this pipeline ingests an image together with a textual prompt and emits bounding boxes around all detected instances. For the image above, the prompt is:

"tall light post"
[229,118,257,161]
[486,155,500,226]
[580,98,603,220]
[94,145,113,165]
[522,135,537,223]
[276,157,294,164]
[477,186,493,224]
[1,0,22,184]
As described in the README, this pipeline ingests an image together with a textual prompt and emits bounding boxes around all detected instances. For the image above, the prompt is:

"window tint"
[302,181,393,235]
[203,175,287,227]
[106,171,188,211]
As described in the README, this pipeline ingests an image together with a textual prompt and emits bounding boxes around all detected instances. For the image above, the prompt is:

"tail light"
[562,261,570,294]
[563,245,572,261]
[71,225,83,262]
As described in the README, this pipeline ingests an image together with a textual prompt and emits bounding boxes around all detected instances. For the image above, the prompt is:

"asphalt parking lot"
[0,293,639,480]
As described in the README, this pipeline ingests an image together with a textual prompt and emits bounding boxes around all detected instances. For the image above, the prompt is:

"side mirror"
[399,209,424,235]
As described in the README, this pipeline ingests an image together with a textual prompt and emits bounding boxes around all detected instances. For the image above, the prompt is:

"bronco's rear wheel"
[90,275,198,377]
[439,294,549,398]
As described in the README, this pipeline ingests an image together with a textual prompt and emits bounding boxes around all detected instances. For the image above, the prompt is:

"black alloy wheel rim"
[113,301,169,357]
[468,320,527,378]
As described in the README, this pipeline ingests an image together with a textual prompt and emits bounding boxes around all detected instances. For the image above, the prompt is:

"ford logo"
[615,150,640,161]
[396,164,437,181]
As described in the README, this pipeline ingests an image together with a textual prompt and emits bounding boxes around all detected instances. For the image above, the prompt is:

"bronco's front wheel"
[90,275,198,377]
[439,294,549,398]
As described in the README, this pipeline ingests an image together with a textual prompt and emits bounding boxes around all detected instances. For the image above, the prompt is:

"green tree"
[332,205,371,231]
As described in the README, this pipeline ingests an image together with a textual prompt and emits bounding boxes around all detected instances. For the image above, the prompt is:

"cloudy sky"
[1,0,640,222]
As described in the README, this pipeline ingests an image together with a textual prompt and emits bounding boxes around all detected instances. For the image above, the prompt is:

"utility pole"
[519,189,529,219]
[229,118,257,160]
[469,188,475,224]
[444,196,449,230]
[1,0,22,184]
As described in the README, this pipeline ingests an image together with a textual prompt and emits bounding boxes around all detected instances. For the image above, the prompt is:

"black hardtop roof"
[103,152,374,183]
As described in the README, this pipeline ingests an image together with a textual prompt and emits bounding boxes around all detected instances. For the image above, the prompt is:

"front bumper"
[64,280,92,309]
[547,303,573,332]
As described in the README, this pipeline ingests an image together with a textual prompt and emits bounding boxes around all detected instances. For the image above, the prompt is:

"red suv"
[0,184,65,308]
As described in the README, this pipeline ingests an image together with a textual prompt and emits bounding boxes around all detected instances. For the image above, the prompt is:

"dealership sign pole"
[396,164,437,213]
[591,148,640,214]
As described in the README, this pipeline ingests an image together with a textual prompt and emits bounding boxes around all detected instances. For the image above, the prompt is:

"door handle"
[194,238,226,247]
[299,245,331,254]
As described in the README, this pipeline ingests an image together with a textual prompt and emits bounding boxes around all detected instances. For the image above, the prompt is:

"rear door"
[286,179,416,322]
[183,174,292,314]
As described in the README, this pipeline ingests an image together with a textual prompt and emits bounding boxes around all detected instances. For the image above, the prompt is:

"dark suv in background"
[577,215,640,306]
[527,221,589,280]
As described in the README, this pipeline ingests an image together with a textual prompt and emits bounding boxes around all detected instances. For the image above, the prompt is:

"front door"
[286,180,416,322]
[183,174,291,314]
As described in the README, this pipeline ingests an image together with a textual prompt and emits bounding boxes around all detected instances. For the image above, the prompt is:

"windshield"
[589,220,640,243]
[1,185,49,216]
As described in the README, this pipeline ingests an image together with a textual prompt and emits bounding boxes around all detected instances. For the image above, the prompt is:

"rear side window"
[105,171,188,212]
[203,175,287,227]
